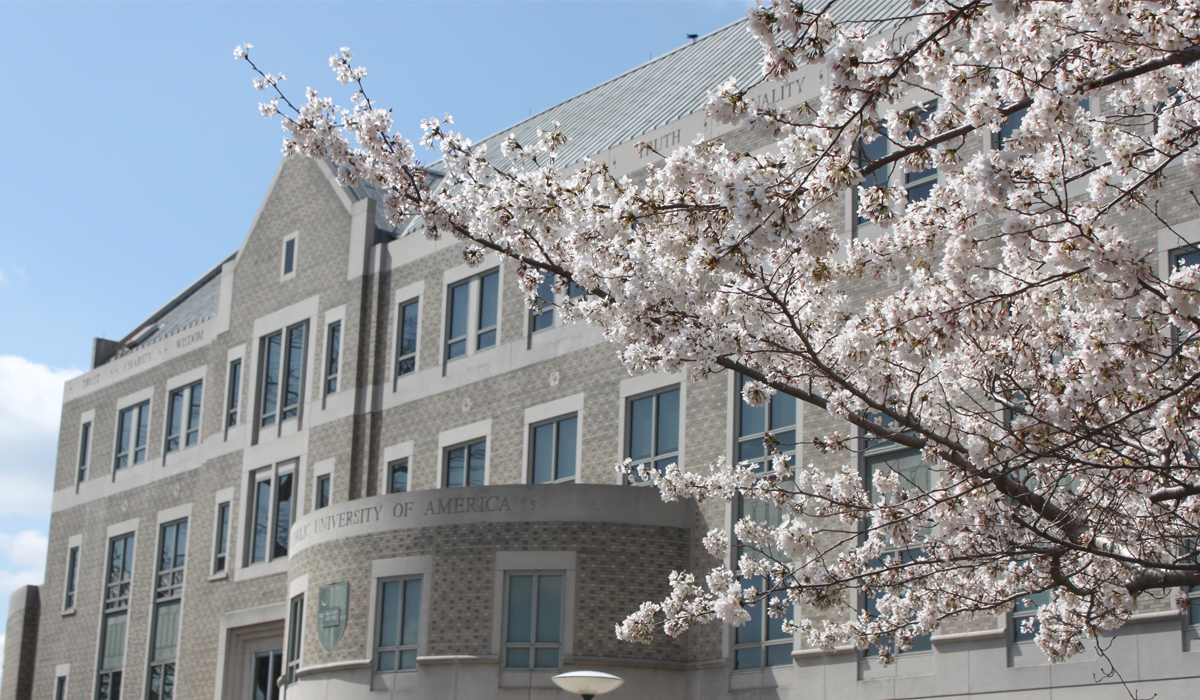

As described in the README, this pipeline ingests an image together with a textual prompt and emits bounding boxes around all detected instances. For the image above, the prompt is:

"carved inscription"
[292,493,532,546]
[175,328,204,349]
[639,129,683,159]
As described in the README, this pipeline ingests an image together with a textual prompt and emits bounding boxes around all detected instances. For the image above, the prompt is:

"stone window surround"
[210,601,287,700]
[144,504,193,691]
[112,386,156,482]
[521,394,585,484]
[62,533,83,615]
[320,305,347,408]
[436,419,492,488]
[248,295,319,446]
[223,344,246,442]
[390,280,425,388]
[54,664,70,700]
[616,372,686,486]
[366,555,432,685]
[77,408,96,491]
[280,231,299,282]
[381,442,413,495]
[236,458,302,582]
[492,551,577,678]
[310,458,334,513]
[162,365,208,467]
[95,518,139,696]
[441,257,505,370]
[210,487,235,580]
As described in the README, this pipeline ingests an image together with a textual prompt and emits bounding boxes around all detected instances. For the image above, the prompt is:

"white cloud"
[0,356,81,516]
[0,531,48,570]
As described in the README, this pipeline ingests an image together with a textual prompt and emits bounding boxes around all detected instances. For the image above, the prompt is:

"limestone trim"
[295,659,371,677]
[212,602,287,700]
[416,655,499,665]
[790,645,858,658]
[156,502,193,525]
[107,518,139,539]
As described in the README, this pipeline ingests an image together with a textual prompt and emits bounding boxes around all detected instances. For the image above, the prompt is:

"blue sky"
[0,0,751,672]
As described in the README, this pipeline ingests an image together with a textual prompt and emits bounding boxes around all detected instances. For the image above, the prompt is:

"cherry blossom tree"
[237,0,1200,665]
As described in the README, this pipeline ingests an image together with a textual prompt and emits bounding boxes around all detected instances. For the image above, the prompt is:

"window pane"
[228,360,242,426]
[152,600,181,662]
[399,649,417,670]
[736,587,762,644]
[100,611,128,669]
[629,396,653,460]
[738,438,765,465]
[446,447,464,487]
[274,473,293,558]
[400,301,419,356]
[906,180,935,203]
[532,309,554,332]
[532,424,554,483]
[655,389,680,455]
[216,504,229,557]
[867,449,930,501]
[378,581,400,648]
[283,325,305,416]
[326,323,341,393]
[186,385,202,445]
[262,334,282,423]
[252,480,271,563]
[468,441,486,486]
[254,654,272,700]
[377,650,396,673]
[478,271,499,333]
[448,283,469,349]
[317,475,330,508]
[284,238,295,274]
[402,578,422,646]
[390,461,408,494]
[739,376,765,437]
[536,575,562,643]
[534,647,559,668]
[167,391,183,450]
[770,392,796,431]
[505,647,530,669]
[556,417,577,480]
[135,404,150,462]
[765,642,793,667]
[160,525,177,573]
[506,576,533,643]
[735,647,762,670]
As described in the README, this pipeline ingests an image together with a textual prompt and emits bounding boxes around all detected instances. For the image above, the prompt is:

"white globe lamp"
[552,670,625,700]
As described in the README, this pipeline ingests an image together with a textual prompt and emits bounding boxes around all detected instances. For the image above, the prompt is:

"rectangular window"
[250,466,294,564]
[115,402,150,470]
[904,101,938,204]
[626,387,680,483]
[376,577,422,672]
[530,415,577,483]
[213,502,230,574]
[315,474,331,509]
[444,440,485,488]
[445,269,500,361]
[283,237,296,275]
[253,651,282,700]
[388,460,409,494]
[531,272,555,333]
[227,359,242,428]
[54,676,67,700]
[147,520,187,700]
[397,299,419,376]
[165,381,203,453]
[853,127,889,227]
[734,375,798,562]
[325,322,341,395]
[97,533,135,700]
[733,575,793,669]
[992,105,1027,150]
[504,573,562,669]
[260,323,307,428]
[285,595,303,685]
[1011,590,1051,644]
[78,421,91,487]
[64,546,79,610]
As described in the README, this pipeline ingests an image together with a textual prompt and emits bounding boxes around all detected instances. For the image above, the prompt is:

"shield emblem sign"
[317,582,349,653]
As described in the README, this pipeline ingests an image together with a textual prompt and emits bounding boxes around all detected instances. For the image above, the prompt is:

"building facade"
[6,11,1200,700]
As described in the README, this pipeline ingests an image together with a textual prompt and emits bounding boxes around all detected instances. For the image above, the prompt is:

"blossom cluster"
[238,0,1200,663]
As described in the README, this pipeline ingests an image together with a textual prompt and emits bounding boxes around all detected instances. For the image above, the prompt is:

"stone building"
[5,9,1200,700]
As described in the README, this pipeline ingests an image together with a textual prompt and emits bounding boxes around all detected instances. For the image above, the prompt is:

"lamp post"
[551,670,625,700]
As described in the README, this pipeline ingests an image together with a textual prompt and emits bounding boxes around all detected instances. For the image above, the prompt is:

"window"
[376,578,422,672]
[861,441,933,657]
[904,101,938,204]
[213,502,230,574]
[733,575,794,670]
[115,402,150,470]
[249,465,294,564]
[285,595,303,685]
[1172,247,1200,344]
[992,105,1027,150]
[625,387,680,483]
[504,573,563,669]
[853,127,889,228]
[530,415,577,483]
[282,236,296,276]
[54,675,67,700]
[445,269,499,361]
[165,381,203,453]
[444,440,485,488]
[259,323,307,428]
[148,520,187,700]
[1188,586,1200,629]
[1011,590,1051,644]
[315,474,331,509]
[324,322,341,395]
[96,533,134,700]
[64,546,79,610]
[530,272,584,335]
[227,359,242,428]
[252,650,282,700]
[388,460,409,494]
[78,421,91,487]
[396,299,419,376]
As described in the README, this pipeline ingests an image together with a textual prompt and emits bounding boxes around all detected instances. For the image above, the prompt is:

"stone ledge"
[416,655,499,665]
[295,659,371,677]
[791,645,857,659]
[563,655,726,671]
